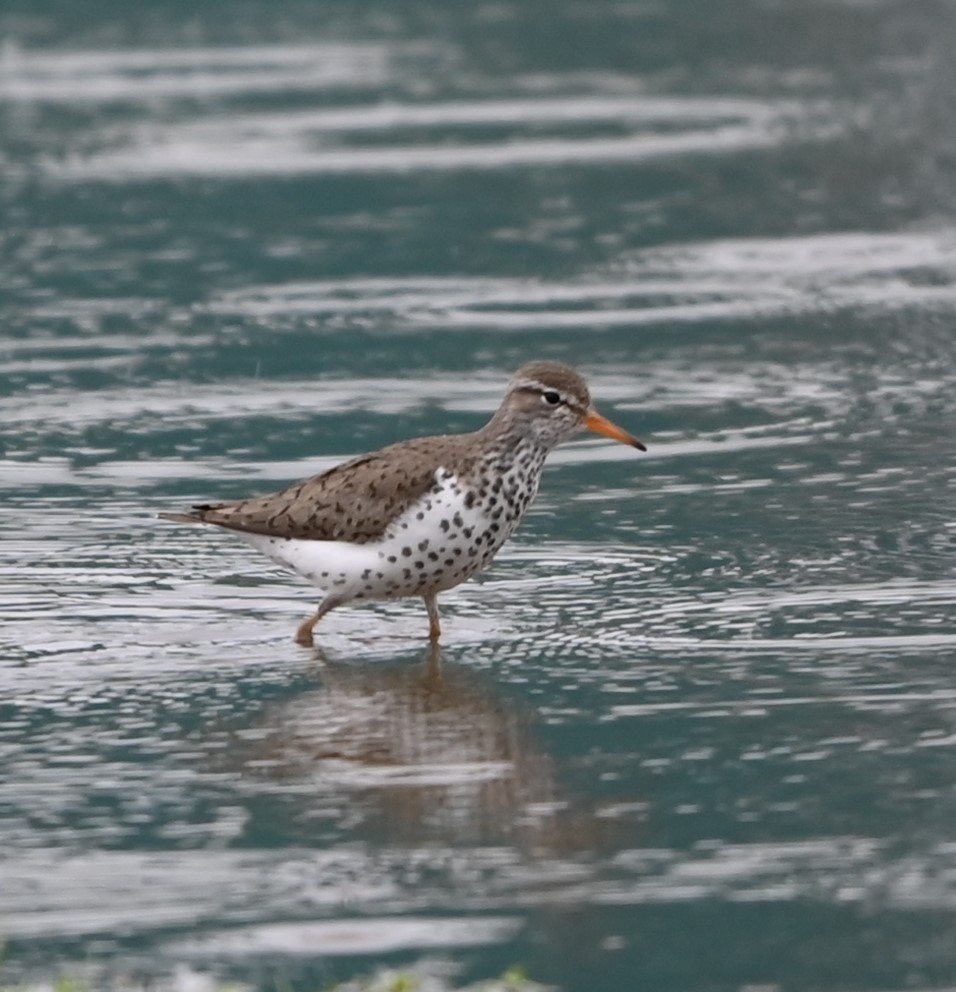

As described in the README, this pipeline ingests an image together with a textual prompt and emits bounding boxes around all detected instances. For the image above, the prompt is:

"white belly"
[240,531,381,598]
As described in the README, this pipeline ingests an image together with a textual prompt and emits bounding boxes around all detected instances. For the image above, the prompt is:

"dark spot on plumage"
[416,511,424,521]
[440,519,450,532]
[387,555,397,563]
[464,491,475,508]
[402,547,412,557]
[453,512,464,528]
[415,560,424,569]
[428,552,439,561]
[418,540,428,551]
[444,558,454,566]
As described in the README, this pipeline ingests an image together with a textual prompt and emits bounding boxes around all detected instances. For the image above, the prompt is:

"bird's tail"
[158,511,206,525]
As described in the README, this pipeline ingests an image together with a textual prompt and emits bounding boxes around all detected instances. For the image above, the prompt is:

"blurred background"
[2,1,956,990]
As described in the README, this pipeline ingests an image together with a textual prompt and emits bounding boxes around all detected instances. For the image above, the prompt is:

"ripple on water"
[3,838,956,944]
[203,231,956,330]
[44,90,832,179]
[0,43,395,103]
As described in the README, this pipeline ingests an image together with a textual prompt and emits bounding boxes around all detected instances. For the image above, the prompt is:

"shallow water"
[2,2,956,990]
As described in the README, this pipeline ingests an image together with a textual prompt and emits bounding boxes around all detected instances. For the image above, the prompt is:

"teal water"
[2,2,956,990]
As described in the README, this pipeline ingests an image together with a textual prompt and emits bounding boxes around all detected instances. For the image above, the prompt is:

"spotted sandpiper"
[160,361,645,646]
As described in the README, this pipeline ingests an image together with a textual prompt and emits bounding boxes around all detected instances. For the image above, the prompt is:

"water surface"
[2,2,956,990]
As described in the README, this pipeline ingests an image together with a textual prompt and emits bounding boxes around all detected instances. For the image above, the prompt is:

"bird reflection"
[235,644,568,849]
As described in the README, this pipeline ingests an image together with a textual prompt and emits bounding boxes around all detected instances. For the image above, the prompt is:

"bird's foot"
[295,612,319,647]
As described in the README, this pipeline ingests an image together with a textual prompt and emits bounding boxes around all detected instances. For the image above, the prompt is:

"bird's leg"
[295,613,321,647]
[423,592,442,641]
[294,594,345,647]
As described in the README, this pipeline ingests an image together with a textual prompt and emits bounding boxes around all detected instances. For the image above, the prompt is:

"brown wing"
[159,433,476,543]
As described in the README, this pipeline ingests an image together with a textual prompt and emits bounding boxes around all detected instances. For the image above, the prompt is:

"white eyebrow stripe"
[516,378,563,396]
[513,379,588,412]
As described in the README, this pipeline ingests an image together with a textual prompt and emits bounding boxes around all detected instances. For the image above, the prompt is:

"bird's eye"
[542,390,561,406]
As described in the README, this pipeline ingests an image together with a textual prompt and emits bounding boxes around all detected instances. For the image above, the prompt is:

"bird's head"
[499,360,646,451]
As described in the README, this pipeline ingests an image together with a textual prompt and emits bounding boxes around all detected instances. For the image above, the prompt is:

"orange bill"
[584,409,647,451]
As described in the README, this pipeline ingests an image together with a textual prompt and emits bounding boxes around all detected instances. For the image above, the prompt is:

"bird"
[159,361,645,646]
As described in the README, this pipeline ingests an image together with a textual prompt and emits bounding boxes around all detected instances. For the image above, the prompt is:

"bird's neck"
[475,417,550,476]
